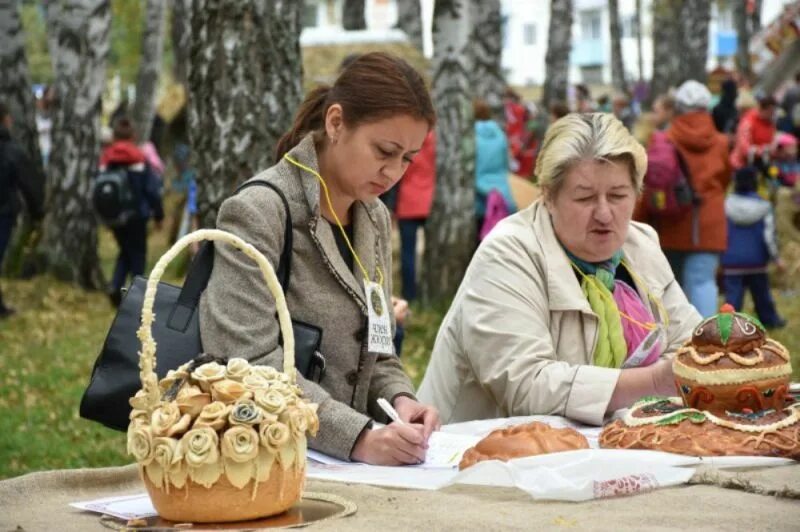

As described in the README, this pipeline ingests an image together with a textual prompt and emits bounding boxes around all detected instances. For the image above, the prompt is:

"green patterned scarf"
[564,248,628,368]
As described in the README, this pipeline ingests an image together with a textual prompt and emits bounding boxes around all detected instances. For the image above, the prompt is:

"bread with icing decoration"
[673,304,791,415]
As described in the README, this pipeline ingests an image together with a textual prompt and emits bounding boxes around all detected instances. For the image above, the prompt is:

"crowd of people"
[2,51,799,467]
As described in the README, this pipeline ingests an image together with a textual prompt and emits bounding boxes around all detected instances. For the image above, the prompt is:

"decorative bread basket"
[126,229,319,523]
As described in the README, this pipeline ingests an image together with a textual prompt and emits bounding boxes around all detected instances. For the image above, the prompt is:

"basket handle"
[136,229,295,411]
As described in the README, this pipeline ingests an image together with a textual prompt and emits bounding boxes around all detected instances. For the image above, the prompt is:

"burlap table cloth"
[2,463,799,531]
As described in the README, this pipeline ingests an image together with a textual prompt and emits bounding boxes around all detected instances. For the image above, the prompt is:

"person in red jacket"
[730,94,777,170]
[100,116,164,306]
[394,130,435,301]
[660,80,732,318]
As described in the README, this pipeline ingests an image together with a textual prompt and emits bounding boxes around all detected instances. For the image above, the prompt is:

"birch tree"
[542,0,573,108]
[681,0,711,84]
[171,0,192,85]
[650,0,711,105]
[342,0,366,30]
[421,0,475,303]
[190,0,303,228]
[609,0,626,93]
[131,0,167,144]
[43,0,111,288]
[468,0,505,122]
[635,0,643,81]
[395,0,423,52]
[0,0,44,183]
[0,0,46,277]
[649,0,682,103]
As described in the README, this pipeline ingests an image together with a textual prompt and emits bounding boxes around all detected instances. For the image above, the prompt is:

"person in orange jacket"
[660,80,732,317]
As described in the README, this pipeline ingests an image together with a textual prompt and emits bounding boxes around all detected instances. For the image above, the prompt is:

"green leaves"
[655,411,706,426]
[717,312,733,345]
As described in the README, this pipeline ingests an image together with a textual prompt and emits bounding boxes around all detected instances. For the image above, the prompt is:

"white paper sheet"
[305,414,795,501]
[70,493,156,520]
[308,448,353,466]
[415,431,481,468]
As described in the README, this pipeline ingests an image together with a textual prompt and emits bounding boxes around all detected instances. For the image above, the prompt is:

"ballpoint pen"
[377,397,406,425]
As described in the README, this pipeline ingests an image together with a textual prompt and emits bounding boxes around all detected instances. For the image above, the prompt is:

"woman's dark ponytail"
[274,85,330,161]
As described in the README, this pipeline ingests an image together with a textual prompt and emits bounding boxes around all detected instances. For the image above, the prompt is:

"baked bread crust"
[459,422,589,470]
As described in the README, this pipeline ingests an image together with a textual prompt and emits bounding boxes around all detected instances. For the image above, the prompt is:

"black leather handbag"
[79,181,325,432]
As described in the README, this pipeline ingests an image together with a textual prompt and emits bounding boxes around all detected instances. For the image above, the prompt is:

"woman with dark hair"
[200,53,439,465]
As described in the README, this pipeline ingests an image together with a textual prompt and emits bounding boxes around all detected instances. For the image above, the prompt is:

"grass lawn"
[1,223,799,480]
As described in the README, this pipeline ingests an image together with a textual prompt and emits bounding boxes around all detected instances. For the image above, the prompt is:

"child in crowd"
[773,132,799,187]
[721,167,786,328]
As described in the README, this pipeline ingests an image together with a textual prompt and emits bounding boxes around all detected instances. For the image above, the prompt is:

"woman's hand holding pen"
[350,422,428,465]
[392,395,441,440]
[350,396,440,466]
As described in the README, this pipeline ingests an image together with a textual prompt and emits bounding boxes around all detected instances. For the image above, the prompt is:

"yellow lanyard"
[283,154,384,286]
[569,259,669,330]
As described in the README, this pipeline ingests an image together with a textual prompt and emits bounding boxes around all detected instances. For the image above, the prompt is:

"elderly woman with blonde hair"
[418,113,702,425]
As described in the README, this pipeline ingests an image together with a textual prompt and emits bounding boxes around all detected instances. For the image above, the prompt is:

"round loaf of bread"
[458,422,589,470]
[674,307,791,414]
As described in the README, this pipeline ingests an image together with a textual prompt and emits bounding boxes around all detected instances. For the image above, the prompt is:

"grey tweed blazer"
[199,134,416,460]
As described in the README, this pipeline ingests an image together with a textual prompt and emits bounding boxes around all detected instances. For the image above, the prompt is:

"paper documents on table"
[70,493,156,520]
[306,414,795,501]
[416,432,482,468]
[308,431,481,469]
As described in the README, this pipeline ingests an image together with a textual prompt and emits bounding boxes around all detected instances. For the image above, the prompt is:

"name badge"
[364,280,394,355]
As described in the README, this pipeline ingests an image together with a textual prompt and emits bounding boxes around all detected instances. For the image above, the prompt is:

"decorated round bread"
[600,397,800,460]
[458,422,589,470]
[674,305,791,414]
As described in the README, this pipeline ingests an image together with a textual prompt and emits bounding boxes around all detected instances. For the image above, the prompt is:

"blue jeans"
[398,218,425,301]
[666,251,720,318]
[723,272,783,326]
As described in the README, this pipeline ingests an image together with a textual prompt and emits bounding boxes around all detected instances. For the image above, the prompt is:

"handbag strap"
[168,180,292,330]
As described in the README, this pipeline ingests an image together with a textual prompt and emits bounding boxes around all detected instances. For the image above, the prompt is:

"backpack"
[642,131,696,219]
[92,166,139,227]
[479,189,509,240]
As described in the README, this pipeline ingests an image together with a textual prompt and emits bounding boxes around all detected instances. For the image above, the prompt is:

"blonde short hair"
[535,113,647,198]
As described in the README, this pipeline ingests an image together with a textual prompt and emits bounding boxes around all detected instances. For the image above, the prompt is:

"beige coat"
[417,200,701,425]
[200,134,416,460]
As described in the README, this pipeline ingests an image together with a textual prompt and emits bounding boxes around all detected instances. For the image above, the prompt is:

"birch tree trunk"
[395,0,423,52]
[680,0,710,84]
[0,0,46,277]
[0,0,44,179]
[734,0,751,79]
[649,0,682,104]
[421,0,475,304]
[43,0,110,288]
[171,0,192,85]
[468,0,505,122]
[189,0,303,229]
[342,0,366,30]
[635,0,643,81]
[609,0,627,92]
[542,0,573,109]
[44,1,62,79]
[750,0,762,34]
[132,0,167,144]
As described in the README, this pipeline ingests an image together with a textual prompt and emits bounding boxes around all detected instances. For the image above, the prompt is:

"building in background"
[300,0,796,88]
[502,0,795,88]
[301,0,406,45]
